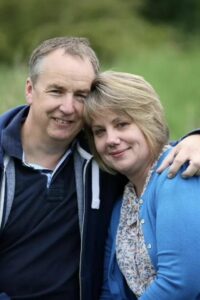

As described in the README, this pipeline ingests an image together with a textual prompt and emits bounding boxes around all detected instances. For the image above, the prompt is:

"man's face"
[25,49,95,147]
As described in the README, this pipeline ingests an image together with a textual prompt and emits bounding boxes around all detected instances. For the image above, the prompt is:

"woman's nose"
[106,130,120,146]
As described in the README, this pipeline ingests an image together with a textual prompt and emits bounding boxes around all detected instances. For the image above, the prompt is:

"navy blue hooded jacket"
[0,105,127,300]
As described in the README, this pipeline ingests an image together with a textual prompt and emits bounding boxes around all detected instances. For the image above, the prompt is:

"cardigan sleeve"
[140,171,200,299]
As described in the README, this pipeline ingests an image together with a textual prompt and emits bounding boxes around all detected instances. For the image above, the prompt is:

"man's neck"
[21,124,71,170]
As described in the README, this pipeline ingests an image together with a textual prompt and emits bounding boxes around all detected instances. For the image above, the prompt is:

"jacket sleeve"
[181,128,200,138]
[0,293,10,300]
[171,128,200,145]
[140,172,200,299]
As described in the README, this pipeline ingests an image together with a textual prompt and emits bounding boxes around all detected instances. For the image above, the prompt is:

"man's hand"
[157,134,200,178]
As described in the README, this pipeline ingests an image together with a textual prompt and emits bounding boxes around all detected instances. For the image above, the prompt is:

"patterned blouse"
[115,146,169,298]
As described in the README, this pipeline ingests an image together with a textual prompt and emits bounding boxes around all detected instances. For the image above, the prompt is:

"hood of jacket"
[0,105,26,169]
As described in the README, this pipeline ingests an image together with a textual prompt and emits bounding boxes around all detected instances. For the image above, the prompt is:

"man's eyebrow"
[46,85,91,94]
[46,83,64,90]
[75,89,90,94]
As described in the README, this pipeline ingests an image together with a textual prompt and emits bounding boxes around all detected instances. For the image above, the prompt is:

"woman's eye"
[117,122,129,128]
[93,128,105,137]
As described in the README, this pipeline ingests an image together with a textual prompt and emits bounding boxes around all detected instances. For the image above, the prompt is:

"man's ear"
[25,77,34,105]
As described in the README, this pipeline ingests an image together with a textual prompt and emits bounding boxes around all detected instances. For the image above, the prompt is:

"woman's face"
[91,110,151,181]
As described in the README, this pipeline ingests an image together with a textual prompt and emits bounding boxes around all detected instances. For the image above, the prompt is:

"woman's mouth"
[109,148,129,158]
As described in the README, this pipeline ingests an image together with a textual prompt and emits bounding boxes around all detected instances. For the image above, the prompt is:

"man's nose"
[59,94,75,113]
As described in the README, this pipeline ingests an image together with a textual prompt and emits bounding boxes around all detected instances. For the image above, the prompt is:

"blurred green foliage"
[0,0,136,64]
[0,0,199,138]
[0,0,200,65]
[140,0,200,32]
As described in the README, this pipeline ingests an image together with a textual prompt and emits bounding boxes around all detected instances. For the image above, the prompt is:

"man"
[0,37,199,300]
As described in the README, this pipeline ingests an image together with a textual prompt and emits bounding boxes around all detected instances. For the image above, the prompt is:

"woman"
[84,71,200,299]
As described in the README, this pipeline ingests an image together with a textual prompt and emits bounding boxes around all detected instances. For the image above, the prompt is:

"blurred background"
[0,0,199,139]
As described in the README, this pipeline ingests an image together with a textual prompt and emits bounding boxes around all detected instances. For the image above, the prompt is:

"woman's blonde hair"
[84,71,169,173]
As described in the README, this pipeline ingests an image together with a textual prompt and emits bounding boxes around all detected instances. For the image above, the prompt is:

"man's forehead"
[39,69,94,87]
[41,50,95,73]
[48,69,94,80]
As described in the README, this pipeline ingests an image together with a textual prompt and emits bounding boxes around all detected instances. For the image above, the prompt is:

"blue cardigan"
[100,148,200,300]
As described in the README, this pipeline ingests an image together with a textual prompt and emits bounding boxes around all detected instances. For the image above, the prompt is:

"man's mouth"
[53,117,74,125]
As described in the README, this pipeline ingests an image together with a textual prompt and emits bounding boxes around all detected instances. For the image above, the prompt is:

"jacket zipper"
[79,158,91,300]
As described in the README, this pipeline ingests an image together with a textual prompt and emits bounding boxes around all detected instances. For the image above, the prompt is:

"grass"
[0,45,199,140]
[0,64,27,113]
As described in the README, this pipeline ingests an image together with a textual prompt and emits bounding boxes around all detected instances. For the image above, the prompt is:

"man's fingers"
[157,134,200,178]
[157,147,190,178]
[181,161,200,178]
[156,148,177,174]
[167,157,186,178]
[157,150,200,178]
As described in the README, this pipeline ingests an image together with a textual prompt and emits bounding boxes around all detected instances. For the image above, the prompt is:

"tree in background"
[0,0,137,65]
[0,0,200,65]
[140,0,200,32]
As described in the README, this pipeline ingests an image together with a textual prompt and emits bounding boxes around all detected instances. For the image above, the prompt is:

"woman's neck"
[128,161,153,198]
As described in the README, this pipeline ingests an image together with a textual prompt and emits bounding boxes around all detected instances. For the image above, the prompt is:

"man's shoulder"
[0,105,27,129]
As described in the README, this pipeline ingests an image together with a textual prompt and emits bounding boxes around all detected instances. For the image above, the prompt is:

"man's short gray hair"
[28,36,100,84]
